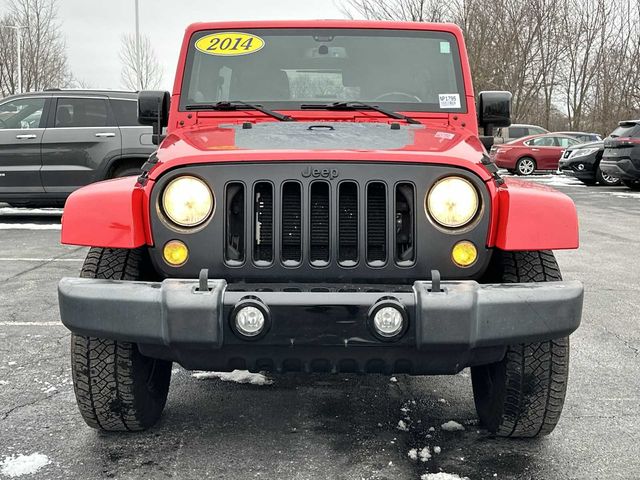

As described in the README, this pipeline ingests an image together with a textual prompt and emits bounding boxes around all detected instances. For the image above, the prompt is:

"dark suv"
[0,90,155,206]
[601,120,640,190]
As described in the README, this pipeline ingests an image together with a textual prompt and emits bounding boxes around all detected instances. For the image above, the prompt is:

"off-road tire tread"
[472,250,570,438]
[71,248,171,432]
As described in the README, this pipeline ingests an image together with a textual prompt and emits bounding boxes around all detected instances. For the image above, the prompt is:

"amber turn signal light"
[452,241,478,268]
[163,240,189,266]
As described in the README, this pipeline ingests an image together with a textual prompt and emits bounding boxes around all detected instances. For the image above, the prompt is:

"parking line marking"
[0,223,61,230]
[0,258,83,262]
[0,321,63,326]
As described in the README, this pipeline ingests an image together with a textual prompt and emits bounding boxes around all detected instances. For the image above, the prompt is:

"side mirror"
[138,91,170,145]
[477,91,512,136]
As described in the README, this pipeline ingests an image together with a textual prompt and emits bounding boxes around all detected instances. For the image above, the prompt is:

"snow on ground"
[433,446,441,454]
[408,449,418,460]
[421,473,469,480]
[389,376,398,383]
[419,447,431,462]
[191,370,273,385]
[441,421,465,432]
[1,454,50,478]
[0,207,62,216]
[0,223,61,230]
[610,191,640,199]
[397,420,409,431]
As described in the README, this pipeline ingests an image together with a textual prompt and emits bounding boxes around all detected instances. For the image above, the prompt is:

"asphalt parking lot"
[0,174,639,480]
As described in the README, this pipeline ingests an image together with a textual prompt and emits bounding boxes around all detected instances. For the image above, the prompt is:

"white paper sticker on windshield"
[439,94,460,109]
[440,42,451,54]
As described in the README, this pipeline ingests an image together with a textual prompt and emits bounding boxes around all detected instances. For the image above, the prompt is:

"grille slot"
[338,182,358,266]
[310,182,330,265]
[225,183,245,264]
[253,182,273,264]
[281,182,302,265]
[367,182,387,266]
[395,183,415,265]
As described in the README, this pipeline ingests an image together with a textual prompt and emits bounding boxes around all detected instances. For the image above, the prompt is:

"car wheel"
[472,250,570,438]
[112,164,142,178]
[596,166,621,186]
[622,179,640,191]
[71,247,172,432]
[515,157,536,176]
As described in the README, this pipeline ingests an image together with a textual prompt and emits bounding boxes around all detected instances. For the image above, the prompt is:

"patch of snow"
[42,386,57,395]
[438,398,447,404]
[0,380,8,386]
[400,406,410,414]
[433,446,441,454]
[192,370,273,385]
[389,376,398,383]
[8,362,16,366]
[428,426,436,432]
[1,454,50,477]
[397,420,409,431]
[441,421,465,432]
[408,449,418,460]
[610,192,640,199]
[0,223,61,231]
[419,447,431,462]
[421,473,469,480]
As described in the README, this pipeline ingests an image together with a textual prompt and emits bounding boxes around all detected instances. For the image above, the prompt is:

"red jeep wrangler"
[58,21,583,437]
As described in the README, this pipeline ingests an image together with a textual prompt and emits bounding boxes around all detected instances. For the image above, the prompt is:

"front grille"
[223,178,415,269]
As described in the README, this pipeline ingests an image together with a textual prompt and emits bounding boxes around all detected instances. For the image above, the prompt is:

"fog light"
[373,306,405,338]
[577,164,585,171]
[235,306,265,337]
[452,241,477,268]
[163,240,189,266]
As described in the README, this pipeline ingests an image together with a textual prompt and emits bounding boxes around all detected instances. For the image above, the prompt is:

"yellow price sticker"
[195,32,265,57]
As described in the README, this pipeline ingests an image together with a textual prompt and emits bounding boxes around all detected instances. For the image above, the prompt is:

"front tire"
[71,248,171,431]
[515,157,536,176]
[596,166,621,186]
[472,251,570,438]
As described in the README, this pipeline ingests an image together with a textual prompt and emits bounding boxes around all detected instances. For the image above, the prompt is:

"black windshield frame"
[179,28,468,114]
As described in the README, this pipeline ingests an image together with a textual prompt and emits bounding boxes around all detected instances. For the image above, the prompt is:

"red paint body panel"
[493,178,579,250]
[61,177,147,249]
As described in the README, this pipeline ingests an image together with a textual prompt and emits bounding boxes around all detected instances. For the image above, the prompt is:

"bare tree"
[338,0,640,135]
[0,0,71,97]
[119,33,163,91]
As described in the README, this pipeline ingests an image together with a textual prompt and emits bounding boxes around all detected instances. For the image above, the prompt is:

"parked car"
[558,140,620,186]
[554,131,602,143]
[490,133,581,175]
[600,120,640,190]
[0,90,155,206]
[493,123,548,144]
[58,21,582,438]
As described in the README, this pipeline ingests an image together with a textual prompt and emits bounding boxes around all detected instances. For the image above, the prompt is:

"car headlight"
[162,176,214,227]
[427,177,479,228]
[569,147,599,159]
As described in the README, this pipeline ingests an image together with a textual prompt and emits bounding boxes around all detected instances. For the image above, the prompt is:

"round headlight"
[162,176,214,227]
[427,177,479,228]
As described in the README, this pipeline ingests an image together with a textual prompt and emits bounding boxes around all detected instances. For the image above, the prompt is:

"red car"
[57,21,583,438]
[491,133,581,175]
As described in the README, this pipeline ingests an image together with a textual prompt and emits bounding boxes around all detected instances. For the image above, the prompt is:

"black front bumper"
[58,277,583,375]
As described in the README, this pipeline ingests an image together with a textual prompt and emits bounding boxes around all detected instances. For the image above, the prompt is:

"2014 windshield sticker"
[195,32,265,56]
[439,94,461,109]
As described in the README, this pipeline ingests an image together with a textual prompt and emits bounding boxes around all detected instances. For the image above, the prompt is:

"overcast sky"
[44,0,347,90]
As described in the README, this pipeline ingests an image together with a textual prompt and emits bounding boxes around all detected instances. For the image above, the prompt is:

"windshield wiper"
[185,101,296,122]
[301,101,421,125]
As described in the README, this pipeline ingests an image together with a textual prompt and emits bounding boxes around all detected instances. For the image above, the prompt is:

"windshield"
[181,28,466,113]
